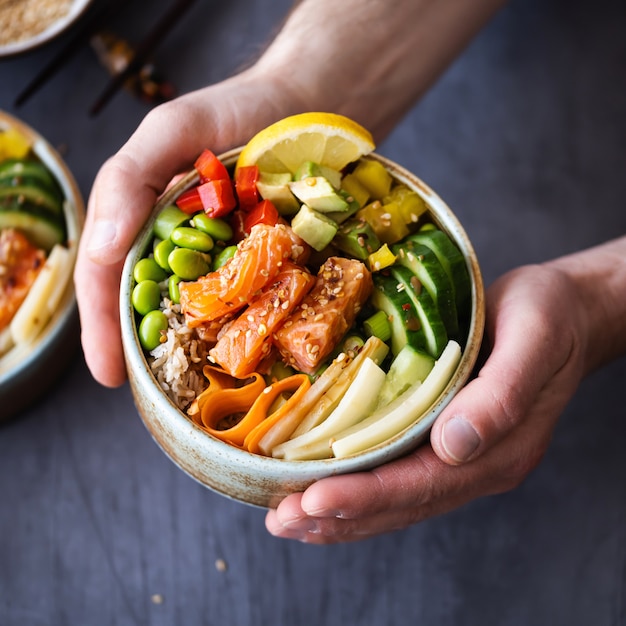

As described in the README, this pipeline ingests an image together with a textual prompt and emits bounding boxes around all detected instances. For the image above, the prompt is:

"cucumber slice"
[406,229,471,322]
[0,185,63,217]
[393,240,458,338]
[0,159,60,193]
[0,207,66,250]
[390,266,448,359]
[371,273,426,355]
[376,344,435,409]
[331,340,462,458]
[0,174,64,201]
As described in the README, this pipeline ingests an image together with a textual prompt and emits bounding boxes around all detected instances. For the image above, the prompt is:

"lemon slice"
[236,112,375,174]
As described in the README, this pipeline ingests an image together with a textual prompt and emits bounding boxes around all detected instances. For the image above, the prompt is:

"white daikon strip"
[10,244,72,344]
[273,357,386,460]
[331,340,462,458]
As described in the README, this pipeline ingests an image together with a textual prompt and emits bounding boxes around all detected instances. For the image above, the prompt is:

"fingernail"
[87,220,117,255]
[442,416,480,462]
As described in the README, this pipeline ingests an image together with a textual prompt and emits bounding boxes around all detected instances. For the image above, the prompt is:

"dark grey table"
[1,0,625,624]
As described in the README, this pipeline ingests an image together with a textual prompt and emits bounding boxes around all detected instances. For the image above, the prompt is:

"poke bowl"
[120,113,485,508]
[0,111,84,420]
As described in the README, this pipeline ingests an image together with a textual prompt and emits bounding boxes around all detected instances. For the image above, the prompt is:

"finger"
[266,445,505,542]
[74,257,126,387]
[431,267,579,465]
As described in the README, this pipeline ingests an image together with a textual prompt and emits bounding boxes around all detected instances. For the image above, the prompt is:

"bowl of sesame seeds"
[0,0,93,57]
[119,143,485,509]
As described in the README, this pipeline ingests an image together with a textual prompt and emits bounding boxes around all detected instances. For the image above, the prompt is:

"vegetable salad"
[133,121,472,460]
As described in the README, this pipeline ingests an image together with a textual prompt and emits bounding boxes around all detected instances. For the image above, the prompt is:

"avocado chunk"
[291,204,338,251]
[333,217,381,260]
[294,161,342,189]
[256,171,300,215]
[289,176,350,213]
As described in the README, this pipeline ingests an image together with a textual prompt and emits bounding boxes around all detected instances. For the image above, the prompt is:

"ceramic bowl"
[0,0,93,57]
[120,148,485,508]
[0,111,85,420]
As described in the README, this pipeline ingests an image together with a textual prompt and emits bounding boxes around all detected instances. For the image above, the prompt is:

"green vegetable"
[290,204,338,251]
[212,245,237,270]
[390,266,448,358]
[331,340,462,458]
[190,213,233,242]
[153,205,189,240]
[363,310,391,342]
[168,275,182,304]
[138,310,168,351]
[393,239,458,338]
[408,228,471,319]
[370,272,425,355]
[0,207,65,251]
[333,217,380,260]
[153,238,176,271]
[131,280,161,316]
[133,257,168,283]
[171,226,214,252]
[0,185,63,217]
[167,247,211,280]
[376,344,434,408]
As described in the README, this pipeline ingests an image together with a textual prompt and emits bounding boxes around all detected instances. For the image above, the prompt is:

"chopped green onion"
[363,310,392,342]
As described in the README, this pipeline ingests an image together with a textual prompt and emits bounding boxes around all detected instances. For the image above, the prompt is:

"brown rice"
[149,295,210,411]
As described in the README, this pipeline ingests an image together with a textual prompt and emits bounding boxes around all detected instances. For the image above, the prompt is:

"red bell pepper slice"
[229,209,247,242]
[197,179,237,218]
[176,187,204,214]
[194,148,230,182]
[243,199,279,233]
[235,165,260,211]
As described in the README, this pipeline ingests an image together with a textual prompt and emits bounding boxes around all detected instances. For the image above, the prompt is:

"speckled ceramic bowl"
[0,0,94,57]
[120,148,485,508]
[0,111,85,420]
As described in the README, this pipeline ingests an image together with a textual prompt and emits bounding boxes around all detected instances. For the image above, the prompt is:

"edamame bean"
[171,226,214,252]
[132,280,161,315]
[168,247,211,280]
[168,275,182,304]
[212,245,237,270]
[133,257,168,283]
[138,310,168,351]
[153,239,176,271]
[191,213,234,242]
[153,205,189,240]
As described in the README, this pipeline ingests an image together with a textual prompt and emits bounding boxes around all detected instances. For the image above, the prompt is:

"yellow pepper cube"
[351,159,393,200]
[356,200,410,245]
[385,185,428,225]
[340,172,370,208]
[367,243,397,272]
[0,128,32,160]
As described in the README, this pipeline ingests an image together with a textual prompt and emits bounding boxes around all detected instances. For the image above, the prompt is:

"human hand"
[265,262,591,543]
[74,71,303,386]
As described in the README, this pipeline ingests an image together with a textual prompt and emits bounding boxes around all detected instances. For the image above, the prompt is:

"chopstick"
[14,0,131,108]
[89,0,198,116]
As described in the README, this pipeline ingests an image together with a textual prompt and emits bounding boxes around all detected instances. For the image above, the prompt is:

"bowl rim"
[0,0,93,58]
[120,147,485,482]
[0,110,85,382]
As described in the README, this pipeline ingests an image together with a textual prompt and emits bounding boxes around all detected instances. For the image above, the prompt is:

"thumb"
[430,268,579,465]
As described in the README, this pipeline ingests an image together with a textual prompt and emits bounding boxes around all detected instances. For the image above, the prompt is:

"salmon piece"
[180,223,309,327]
[209,262,315,378]
[0,229,46,331]
[274,257,373,375]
